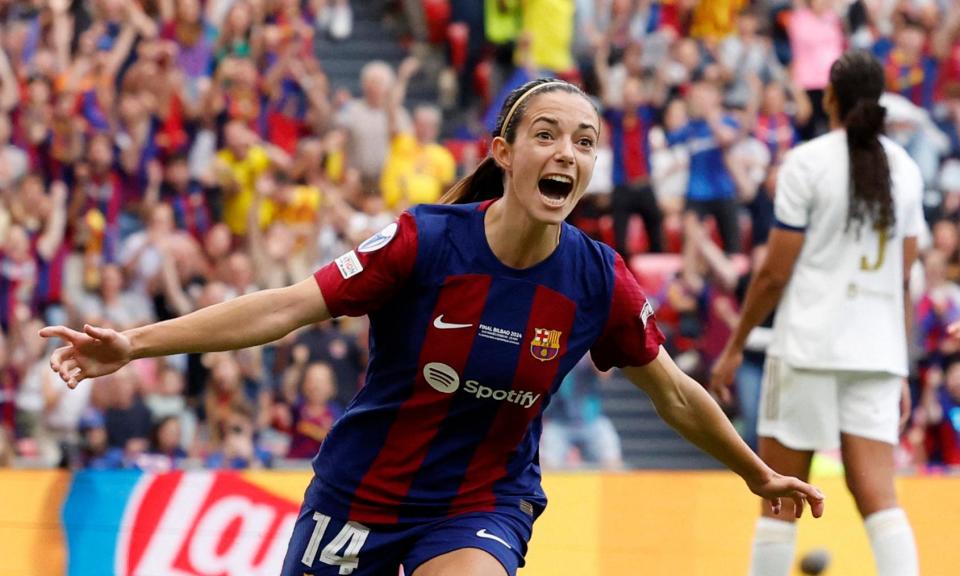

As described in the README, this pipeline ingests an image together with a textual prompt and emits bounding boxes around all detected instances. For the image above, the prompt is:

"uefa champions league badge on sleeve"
[358,222,399,253]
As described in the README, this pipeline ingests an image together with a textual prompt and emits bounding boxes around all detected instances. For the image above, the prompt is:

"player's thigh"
[412,548,507,576]
[282,504,402,576]
[404,510,532,576]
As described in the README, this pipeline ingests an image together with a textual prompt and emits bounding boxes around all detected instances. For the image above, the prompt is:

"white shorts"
[757,357,902,451]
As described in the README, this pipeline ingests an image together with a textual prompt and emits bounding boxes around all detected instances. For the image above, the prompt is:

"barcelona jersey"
[310,200,663,526]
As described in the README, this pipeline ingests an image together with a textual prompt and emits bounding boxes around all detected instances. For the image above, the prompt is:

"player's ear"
[491,136,512,172]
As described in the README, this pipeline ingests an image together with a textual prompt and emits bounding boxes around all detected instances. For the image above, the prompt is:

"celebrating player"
[42,78,823,576]
[711,51,921,576]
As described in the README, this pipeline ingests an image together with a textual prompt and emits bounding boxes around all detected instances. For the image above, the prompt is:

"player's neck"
[484,196,561,269]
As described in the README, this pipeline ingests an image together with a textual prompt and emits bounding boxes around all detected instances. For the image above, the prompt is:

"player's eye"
[536,131,553,141]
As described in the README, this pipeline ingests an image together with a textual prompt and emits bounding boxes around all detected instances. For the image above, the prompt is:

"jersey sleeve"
[773,151,813,230]
[313,211,418,318]
[590,253,666,371]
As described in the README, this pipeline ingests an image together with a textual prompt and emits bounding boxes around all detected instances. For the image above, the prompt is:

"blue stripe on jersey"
[773,217,807,232]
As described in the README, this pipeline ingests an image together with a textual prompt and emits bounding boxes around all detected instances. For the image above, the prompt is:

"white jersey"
[768,130,924,376]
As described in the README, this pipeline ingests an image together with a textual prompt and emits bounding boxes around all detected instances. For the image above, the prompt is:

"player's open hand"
[749,472,825,519]
[709,344,743,405]
[39,324,133,389]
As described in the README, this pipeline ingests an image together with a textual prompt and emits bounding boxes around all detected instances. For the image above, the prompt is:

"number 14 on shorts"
[302,512,370,575]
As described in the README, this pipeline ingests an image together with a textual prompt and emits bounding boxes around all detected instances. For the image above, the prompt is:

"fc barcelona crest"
[530,328,561,362]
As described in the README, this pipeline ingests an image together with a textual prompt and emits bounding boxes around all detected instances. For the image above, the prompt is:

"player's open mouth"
[538,174,574,207]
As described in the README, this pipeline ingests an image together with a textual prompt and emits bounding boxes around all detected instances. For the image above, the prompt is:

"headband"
[499,81,570,138]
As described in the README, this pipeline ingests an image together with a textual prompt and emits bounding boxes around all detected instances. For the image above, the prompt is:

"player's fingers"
[50,346,72,372]
[788,479,825,519]
[83,324,112,341]
[769,497,782,516]
[792,493,806,519]
[58,358,79,386]
[39,325,86,345]
[67,367,83,389]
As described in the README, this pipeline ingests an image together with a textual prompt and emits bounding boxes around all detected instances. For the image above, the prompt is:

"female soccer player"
[711,51,921,576]
[43,78,823,576]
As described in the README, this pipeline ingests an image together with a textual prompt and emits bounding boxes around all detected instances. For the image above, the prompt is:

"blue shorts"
[281,501,533,576]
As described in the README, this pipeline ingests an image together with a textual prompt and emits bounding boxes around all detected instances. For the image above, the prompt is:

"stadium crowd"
[0,0,958,472]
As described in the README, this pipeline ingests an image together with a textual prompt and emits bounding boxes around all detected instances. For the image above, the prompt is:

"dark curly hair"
[440,78,596,205]
[829,50,895,234]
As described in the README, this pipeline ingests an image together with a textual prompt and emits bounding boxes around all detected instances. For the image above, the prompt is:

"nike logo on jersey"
[476,529,512,550]
[433,315,473,330]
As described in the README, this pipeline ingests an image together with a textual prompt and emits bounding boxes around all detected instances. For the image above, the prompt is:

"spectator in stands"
[102,365,153,455]
[77,264,154,331]
[668,79,742,253]
[204,401,271,469]
[786,0,844,139]
[287,361,343,459]
[930,219,960,284]
[595,36,664,256]
[147,415,188,470]
[381,57,457,211]
[541,357,623,470]
[916,249,960,363]
[522,0,576,76]
[288,320,366,408]
[74,408,119,469]
[215,120,291,236]
[649,97,690,222]
[0,115,27,191]
[920,355,960,465]
[717,6,784,110]
[14,317,59,462]
[880,16,939,112]
[337,60,410,189]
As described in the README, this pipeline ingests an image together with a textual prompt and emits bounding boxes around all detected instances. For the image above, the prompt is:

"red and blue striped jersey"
[310,200,664,525]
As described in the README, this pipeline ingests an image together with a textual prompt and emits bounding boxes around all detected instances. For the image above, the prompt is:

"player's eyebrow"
[532,116,599,137]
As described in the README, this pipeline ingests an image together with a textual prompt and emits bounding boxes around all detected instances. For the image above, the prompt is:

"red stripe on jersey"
[591,253,664,371]
[349,274,492,524]
[449,285,576,514]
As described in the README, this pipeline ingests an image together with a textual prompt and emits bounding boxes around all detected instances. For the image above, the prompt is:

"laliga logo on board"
[530,328,561,362]
[116,471,298,576]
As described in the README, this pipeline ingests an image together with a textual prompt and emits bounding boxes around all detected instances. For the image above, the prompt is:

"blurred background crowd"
[0,0,958,474]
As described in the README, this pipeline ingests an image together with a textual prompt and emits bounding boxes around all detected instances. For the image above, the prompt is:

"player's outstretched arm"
[41,277,331,388]
[625,348,825,519]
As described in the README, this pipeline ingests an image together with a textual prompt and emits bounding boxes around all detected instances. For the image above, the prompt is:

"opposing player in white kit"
[711,51,921,576]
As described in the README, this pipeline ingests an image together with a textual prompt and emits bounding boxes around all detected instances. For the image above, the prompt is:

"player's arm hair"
[624,348,774,487]
[126,277,331,359]
[726,227,805,350]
